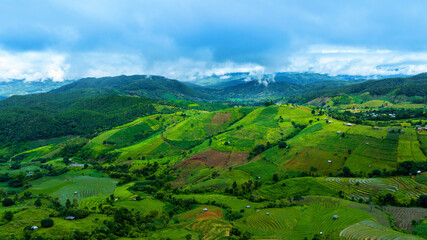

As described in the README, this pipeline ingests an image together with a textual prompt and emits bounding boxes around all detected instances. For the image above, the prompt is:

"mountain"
[195,79,360,103]
[301,73,427,105]
[188,72,365,89]
[0,79,75,99]
[0,73,426,240]
[52,75,211,101]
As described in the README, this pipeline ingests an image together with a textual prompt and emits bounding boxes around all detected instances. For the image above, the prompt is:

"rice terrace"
[1,1,427,240]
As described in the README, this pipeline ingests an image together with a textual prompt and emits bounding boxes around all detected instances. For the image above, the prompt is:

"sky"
[1,0,427,82]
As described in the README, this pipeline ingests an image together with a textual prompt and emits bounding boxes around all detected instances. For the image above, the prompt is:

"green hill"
[0,73,426,240]
[302,73,427,106]
[52,75,211,101]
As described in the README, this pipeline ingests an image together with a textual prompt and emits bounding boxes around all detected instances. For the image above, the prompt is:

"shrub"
[4,211,13,221]
[2,198,14,207]
[41,218,54,228]
[278,141,287,148]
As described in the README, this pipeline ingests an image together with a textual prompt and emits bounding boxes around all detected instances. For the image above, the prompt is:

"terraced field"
[178,206,231,240]
[245,208,299,232]
[115,198,166,215]
[384,206,427,232]
[29,175,117,204]
[340,220,423,240]
[259,177,337,200]
[236,197,375,239]
[318,177,427,200]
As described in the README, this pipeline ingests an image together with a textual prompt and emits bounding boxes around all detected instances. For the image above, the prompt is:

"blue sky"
[1,0,427,81]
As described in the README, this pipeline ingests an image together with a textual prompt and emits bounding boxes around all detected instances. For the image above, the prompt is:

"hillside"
[199,79,358,103]
[302,73,427,106]
[52,75,211,101]
[0,102,426,239]
[0,73,426,240]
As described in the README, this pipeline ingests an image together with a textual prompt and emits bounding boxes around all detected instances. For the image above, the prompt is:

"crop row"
[339,220,422,240]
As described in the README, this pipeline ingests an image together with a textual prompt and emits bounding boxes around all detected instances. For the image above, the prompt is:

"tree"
[278,142,287,149]
[4,211,13,221]
[41,218,54,228]
[418,195,427,208]
[342,167,352,177]
[185,234,192,240]
[230,227,241,236]
[73,198,78,208]
[66,199,71,209]
[34,198,42,207]
[2,198,14,207]
[272,174,279,183]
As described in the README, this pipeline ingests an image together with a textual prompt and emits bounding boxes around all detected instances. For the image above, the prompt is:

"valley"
[0,75,426,239]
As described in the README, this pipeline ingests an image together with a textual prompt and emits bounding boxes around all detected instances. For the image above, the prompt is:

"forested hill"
[340,73,427,96]
[52,75,211,101]
[197,79,356,102]
[0,90,159,147]
[301,73,427,104]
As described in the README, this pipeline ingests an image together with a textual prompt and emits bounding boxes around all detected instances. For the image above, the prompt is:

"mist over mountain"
[0,79,75,99]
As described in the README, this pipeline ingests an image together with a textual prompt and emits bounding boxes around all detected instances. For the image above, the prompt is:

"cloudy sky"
[1,0,427,82]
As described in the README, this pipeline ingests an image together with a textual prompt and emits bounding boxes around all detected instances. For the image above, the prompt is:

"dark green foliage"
[377,193,396,205]
[278,141,287,148]
[337,167,354,177]
[2,198,14,207]
[248,144,266,159]
[303,73,427,104]
[273,174,279,183]
[3,211,13,221]
[41,218,54,228]
[34,198,42,207]
[418,195,427,208]
[397,161,427,175]
[163,138,204,150]
[53,75,211,101]
[0,91,157,147]
[58,143,86,159]
[225,209,243,221]
[60,209,90,219]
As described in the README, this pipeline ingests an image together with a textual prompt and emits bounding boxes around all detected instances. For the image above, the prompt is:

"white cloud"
[2,44,427,83]
[0,47,265,82]
[283,45,427,76]
[0,49,69,82]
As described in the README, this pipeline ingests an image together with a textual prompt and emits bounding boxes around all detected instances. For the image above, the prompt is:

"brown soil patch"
[186,149,249,167]
[211,112,231,124]
[197,208,223,220]
[229,152,250,165]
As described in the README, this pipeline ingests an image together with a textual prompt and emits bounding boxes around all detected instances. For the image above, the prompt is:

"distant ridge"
[52,75,211,101]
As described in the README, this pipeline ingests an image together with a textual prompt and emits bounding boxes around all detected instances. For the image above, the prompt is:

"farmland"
[0,100,426,239]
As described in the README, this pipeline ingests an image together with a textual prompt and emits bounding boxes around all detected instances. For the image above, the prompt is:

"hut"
[31,226,39,230]
[266,212,270,215]
[65,216,75,220]
[203,208,208,211]
[333,215,339,220]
